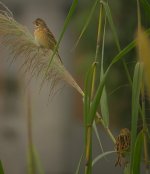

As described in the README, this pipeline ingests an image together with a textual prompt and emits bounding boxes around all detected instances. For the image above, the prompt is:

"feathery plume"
[0,4,83,95]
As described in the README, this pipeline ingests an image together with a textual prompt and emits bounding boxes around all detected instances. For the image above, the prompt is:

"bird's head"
[33,18,47,28]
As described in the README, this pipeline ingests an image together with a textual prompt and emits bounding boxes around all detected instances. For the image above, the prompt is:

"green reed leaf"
[100,16,109,127]
[132,131,144,174]
[101,0,120,50]
[130,62,143,173]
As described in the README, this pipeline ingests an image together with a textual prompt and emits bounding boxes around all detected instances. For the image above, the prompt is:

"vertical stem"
[85,125,92,174]
[27,92,36,174]
[84,3,104,174]
[91,2,103,96]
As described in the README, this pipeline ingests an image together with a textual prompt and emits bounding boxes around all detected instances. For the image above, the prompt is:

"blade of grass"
[101,1,120,50]
[136,26,150,174]
[110,41,135,65]
[75,153,84,174]
[135,3,149,173]
[89,67,110,123]
[100,15,109,127]
[92,151,116,166]
[45,0,78,75]
[110,28,150,66]
[91,2,107,155]
[132,131,144,174]
[130,62,143,173]
[91,1,103,96]
[88,27,150,137]
[137,27,150,94]
[102,0,132,85]
[93,122,104,153]
[73,0,99,50]
[84,62,97,124]
[0,161,4,174]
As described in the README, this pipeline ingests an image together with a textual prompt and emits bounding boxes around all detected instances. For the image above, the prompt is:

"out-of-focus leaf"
[137,27,150,94]
[140,0,150,15]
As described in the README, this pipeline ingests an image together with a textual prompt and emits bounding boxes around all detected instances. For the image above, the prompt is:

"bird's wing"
[45,28,63,63]
[45,27,57,50]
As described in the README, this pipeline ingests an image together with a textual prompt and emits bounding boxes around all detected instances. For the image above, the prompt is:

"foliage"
[0,0,150,173]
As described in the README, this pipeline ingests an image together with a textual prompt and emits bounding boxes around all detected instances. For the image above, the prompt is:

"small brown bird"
[33,18,62,62]
[115,128,130,167]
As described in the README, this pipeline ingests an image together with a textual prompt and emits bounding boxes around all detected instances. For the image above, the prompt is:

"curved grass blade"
[92,151,116,166]
[110,28,150,66]
[102,0,133,85]
[100,16,109,127]
[73,0,99,49]
[46,0,78,74]
[101,0,120,50]
[75,153,84,174]
[137,27,150,94]
[110,41,135,65]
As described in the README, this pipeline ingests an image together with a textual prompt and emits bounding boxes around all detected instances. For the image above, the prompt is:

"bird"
[33,18,62,62]
[115,128,130,167]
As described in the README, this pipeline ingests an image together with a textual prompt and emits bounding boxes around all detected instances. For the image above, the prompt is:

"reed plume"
[0,3,83,95]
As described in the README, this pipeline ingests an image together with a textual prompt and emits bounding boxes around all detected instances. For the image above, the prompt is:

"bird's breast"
[34,28,49,48]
